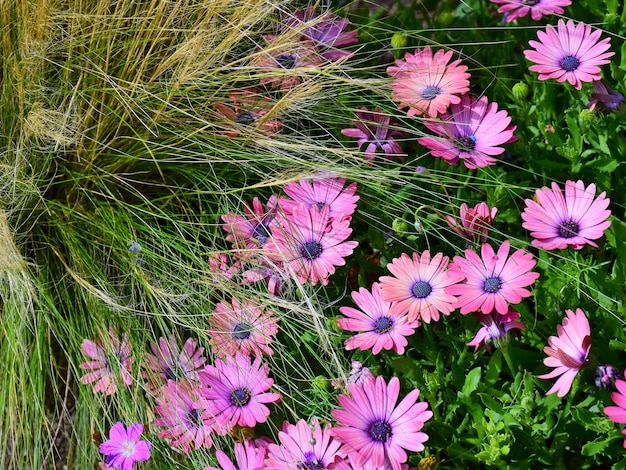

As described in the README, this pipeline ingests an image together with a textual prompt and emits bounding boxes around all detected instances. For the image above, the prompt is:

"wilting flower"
[379,251,464,324]
[79,329,134,396]
[208,253,240,281]
[521,180,611,250]
[330,375,432,470]
[154,382,214,453]
[447,241,540,315]
[538,308,591,397]
[387,47,471,118]
[198,354,281,433]
[241,256,286,296]
[99,422,151,470]
[208,296,279,358]
[142,335,206,392]
[285,8,358,60]
[588,80,625,114]
[349,361,374,386]
[490,0,571,23]
[417,95,517,170]
[279,176,359,221]
[254,35,323,91]
[446,202,498,245]
[214,88,283,138]
[204,440,267,470]
[221,196,279,258]
[267,204,358,286]
[596,364,620,390]
[341,108,406,163]
[265,418,343,470]
[524,19,614,90]
[338,282,420,355]
[467,308,525,351]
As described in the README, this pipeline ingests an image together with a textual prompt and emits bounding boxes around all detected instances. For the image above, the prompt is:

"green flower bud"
[392,217,410,234]
[579,109,594,125]
[390,32,407,52]
[512,82,529,100]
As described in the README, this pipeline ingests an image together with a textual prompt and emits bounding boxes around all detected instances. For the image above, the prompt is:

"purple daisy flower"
[588,80,625,114]
[99,422,151,470]
[490,0,571,23]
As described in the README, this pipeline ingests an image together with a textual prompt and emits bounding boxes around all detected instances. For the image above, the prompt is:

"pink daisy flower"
[523,19,614,90]
[417,95,517,170]
[387,47,471,118]
[521,180,611,250]
[538,308,591,397]
[330,375,433,470]
[446,241,540,315]
[153,381,214,453]
[378,251,464,324]
[603,373,626,445]
[197,354,281,433]
[341,108,406,164]
[467,307,525,351]
[265,418,343,470]
[208,296,279,358]
[267,204,358,286]
[279,176,359,221]
[338,282,419,355]
[222,196,279,258]
[79,329,134,396]
[214,87,283,138]
[142,335,206,392]
[588,80,625,114]
[204,440,267,470]
[490,0,571,23]
[99,422,151,470]
[446,202,498,245]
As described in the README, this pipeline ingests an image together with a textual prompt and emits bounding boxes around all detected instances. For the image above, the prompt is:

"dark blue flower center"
[455,135,476,151]
[230,388,252,407]
[368,420,392,442]
[558,220,579,239]
[412,280,432,299]
[521,0,539,4]
[297,452,324,470]
[301,241,323,260]
[236,112,255,125]
[559,55,580,72]
[315,202,326,211]
[187,408,204,427]
[276,53,297,69]
[252,223,271,244]
[483,276,502,293]
[233,322,252,340]
[374,316,394,334]
[164,362,186,381]
[422,85,441,100]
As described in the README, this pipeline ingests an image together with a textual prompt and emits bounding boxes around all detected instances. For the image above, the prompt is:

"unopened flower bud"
[512,82,529,101]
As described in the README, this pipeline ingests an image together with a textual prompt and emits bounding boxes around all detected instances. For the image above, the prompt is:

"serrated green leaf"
[581,437,614,456]
[462,367,482,397]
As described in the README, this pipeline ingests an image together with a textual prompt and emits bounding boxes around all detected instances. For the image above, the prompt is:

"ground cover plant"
[2,0,626,468]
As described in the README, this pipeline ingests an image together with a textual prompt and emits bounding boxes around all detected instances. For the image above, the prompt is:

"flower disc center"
[412,280,433,299]
[374,316,394,334]
[368,420,392,442]
[559,55,580,72]
[276,53,297,69]
[483,276,502,293]
[233,322,252,340]
[558,220,579,239]
[230,387,252,407]
[422,85,441,100]
[301,241,323,260]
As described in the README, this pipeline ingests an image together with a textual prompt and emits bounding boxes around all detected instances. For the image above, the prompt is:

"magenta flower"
[99,422,151,470]
[221,196,279,258]
[523,19,614,90]
[467,308,525,351]
[521,180,611,250]
[338,282,420,355]
[79,329,134,396]
[279,176,359,221]
[596,364,620,390]
[341,108,406,163]
[198,354,280,433]
[379,251,464,324]
[446,202,498,245]
[417,95,517,169]
[208,296,279,358]
[604,374,626,439]
[446,241,540,315]
[142,335,206,392]
[330,375,432,470]
[387,47,471,118]
[265,418,343,470]
[204,440,267,470]
[588,80,625,114]
[153,382,214,453]
[214,87,283,138]
[490,0,571,23]
[241,257,286,296]
[538,308,591,397]
[267,204,358,286]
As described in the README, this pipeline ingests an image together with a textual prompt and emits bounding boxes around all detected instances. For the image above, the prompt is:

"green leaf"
[462,367,482,397]
[581,437,615,456]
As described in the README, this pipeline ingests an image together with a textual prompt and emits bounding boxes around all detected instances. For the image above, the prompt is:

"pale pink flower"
[446,241,540,315]
[79,329,134,396]
[387,47,471,118]
[341,108,406,163]
[490,0,571,23]
[417,95,517,169]
[379,251,464,324]
[524,19,614,90]
[330,375,432,470]
[99,422,151,470]
[221,196,279,258]
[521,180,611,250]
[204,440,267,470]
[279,176,359,221]
[538,308,591,397]
[467,308,525,351]
[208,296,279,358]
[214,87,283,138]
[446,202,498,245]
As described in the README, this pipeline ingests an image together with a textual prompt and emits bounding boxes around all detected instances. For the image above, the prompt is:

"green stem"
[500,344,517,377]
